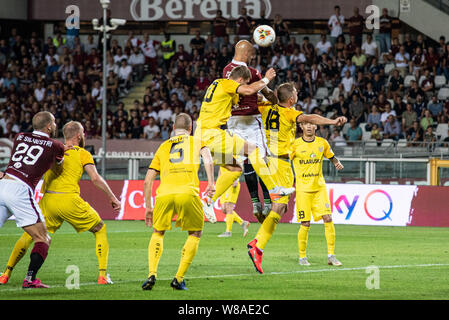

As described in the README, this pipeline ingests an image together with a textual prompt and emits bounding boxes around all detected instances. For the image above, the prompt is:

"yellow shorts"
[153,194,204,232]
[268,157,294,204]
[195,127,246,165]
[39,193,102,234]
[295,188,331,222]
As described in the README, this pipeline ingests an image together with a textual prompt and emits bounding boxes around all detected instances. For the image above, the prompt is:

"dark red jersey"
[223,61,262,116]
[5,131,65,190]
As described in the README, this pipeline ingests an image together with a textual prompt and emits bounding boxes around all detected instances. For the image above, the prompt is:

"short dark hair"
[32,111,53,131]
[276,83,296,103]
[229,65,251,82]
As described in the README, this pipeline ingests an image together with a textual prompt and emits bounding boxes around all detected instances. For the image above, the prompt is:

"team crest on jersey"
[13,162,22,169]
[319,147,323,153]
[310,153,316,159]
[325,203,330,209]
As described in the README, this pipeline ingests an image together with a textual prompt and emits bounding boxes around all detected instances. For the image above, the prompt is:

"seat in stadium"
[381,139,394,147]
[436,123,449,140]
[418,75,426,87]
[314,87,329,100]
[384,63,395,75]
[365,139,378,147]
[437,87,449,101]
[404,75,416,88]
[362,131,372,141]
[397,139,407,147]
[434,75,447,89]
[342,123,351,136]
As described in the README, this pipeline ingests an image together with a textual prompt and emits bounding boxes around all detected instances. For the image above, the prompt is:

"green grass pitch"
[0,220,449,300]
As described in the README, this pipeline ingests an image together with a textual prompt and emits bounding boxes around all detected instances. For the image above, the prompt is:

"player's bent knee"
[271,203,287,216]
[90,221,104,233]
[153,229,165,236]
[301,221,311,227]
[189,231,202,238]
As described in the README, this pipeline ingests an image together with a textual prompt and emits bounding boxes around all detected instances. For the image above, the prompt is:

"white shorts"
[0,178,45,228]
[227,114,270,158]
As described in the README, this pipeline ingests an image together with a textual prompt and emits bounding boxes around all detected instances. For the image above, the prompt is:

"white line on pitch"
[1,263,448,293]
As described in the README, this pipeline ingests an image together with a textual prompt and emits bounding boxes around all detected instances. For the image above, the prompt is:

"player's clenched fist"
[145,207,154,228]
[264,68,276,81]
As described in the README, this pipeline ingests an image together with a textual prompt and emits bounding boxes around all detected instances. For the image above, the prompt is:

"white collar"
[232,59,247,67]
[32,130,50,138]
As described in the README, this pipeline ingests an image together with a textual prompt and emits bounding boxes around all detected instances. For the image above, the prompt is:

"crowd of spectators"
[1,5,449,150]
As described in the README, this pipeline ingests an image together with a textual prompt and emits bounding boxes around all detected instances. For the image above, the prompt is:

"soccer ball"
[253,25,276,47]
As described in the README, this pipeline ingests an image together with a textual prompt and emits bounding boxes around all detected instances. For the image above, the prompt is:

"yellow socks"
[225,214,234,232]
[225,211,243,232]
[3,232,33,277]
[247,149,277,191]
[148,232,164,278]
[211,169,241,203]
[255,211,281,250]
[95,224,109,277]
[233,211,243,225]
[298,226,310,259]
[176,235,200,282]
[324,222,336,256]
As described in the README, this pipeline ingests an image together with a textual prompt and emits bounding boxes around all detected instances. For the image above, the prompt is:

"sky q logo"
[329,189,393,221]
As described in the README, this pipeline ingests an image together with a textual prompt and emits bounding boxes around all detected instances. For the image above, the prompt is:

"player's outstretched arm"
[237,68,276,96]
[84,164,121,212]
[331,156,344,171]
[200,147,215,198]
[297,114,347,126]
[260,87,279,105]
[143,168,158,227]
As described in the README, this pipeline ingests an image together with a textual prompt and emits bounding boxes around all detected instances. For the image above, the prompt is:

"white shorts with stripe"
[0,178,45,228]
[227,114,270,159]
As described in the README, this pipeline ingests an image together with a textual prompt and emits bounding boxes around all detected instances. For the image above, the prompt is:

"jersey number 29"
[11,143,44,165]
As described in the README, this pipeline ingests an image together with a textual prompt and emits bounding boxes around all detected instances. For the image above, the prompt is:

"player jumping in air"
[0,112,66,288]
[223,40,278,222]
[247,83,346,274]
[293,121,344,267]
[0,121,121,286]
[198,65,296,224]
[141,113,215,291]
[217,168,250,238]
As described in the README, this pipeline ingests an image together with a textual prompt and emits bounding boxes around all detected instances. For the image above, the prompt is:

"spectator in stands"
[420,109,434,131]
[213,10,228,49]
[409,46,426,78]
[273,14,289,45]
[370,123,382,145]
[316,125,330,140]
[330,127,347,147]
[128,46,145,82]
[443,128,449,147]
[352,46,367,71]
[408,81,425,104]
[428,96,443,120]
[328,5,345,46]
[383,115,402,141]
[315,33,332,56]
[143,116,160,139]
[341,58,356,78]
[406,120,424,146]
[395,46,410,78]
[362,34,378,60]
[349,94,365,124]
[379,8,393,55]
[423,126,437,151]
[118,59,132,94]
[387,69,404,97]
[381,103,396,126]
[158,102,173,124]
[341,70,355,96]
[236,7,252,40]
[345,118,362,145]
[190,30,206,56]
[402,102,417,133]
[366,105,382,132]
[347,7,364,47]
[160,119,171,140]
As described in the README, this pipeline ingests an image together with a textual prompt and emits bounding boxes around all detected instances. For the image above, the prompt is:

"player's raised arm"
[297,113,347,127]
[200,146,215,198]
[232,67,276,96]
[84,164,121,212]
[143,168,158,227]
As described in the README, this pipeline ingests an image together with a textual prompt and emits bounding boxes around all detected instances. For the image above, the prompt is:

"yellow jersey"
[259,104,303,157]
[149,134,205,197]
[197,79,241,129]
[291,137,335,192]
[42,146,95,194]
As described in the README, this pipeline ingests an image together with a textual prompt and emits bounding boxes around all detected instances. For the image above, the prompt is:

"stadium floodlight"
[92,0,126,177]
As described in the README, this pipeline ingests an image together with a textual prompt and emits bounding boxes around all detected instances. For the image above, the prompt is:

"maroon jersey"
[223,61,262,116]
[5,131,65,190]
